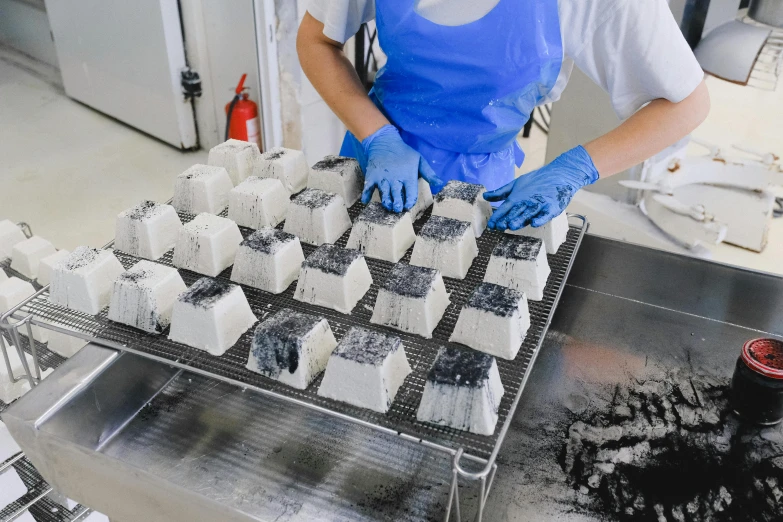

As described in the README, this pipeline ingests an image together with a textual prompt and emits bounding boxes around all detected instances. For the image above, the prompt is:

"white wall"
[0,0,58,67]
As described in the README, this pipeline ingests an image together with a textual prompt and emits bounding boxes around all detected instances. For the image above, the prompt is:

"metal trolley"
[1,210,588,521]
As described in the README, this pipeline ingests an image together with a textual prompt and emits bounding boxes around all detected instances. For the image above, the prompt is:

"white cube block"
[255,147,309,193]
[416,347,504,435]
[0,269,7,283]
[108,261,187,334]
[370,264,450,338]
[47,324,89,358]
[0,278,47,343]
[169,277,257,356]
[410,215,478,279]
[172,213,243,277]
[0,467,27,507]
[207,139,262,186]
[450,282,530,360]
[432,181,493,237]
[49,247,125,315]
[373,177,434,222]
[283,188,351,246]
[308,156,364,206]
[0,220,26,260]
[172,164,234,215]
[228,177,290,229]
[346,202,416,262]
[231,228,304,293]
[318,327,412,413]
[0,344,52,403]
[247,308,337,390]
[506,212,569,255]
[1,420,22,462]
[36,250,69,286]
[10,236,56,279]
[294,244,373,314]
[114,201,183,260]
[484,236,550,301]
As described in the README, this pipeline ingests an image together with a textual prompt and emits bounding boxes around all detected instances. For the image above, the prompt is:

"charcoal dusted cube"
[173,164,234,215]
[283,188,351,246]
[432,180,493,237]
[114,201,183,260]
[484,235,550,301]
[410,215,478,279]
[294,244,372,314]
[308,155,364,206]
[346,202,416,262]
[172,213,243,277]
[231,228,304,294]
[207,138,262,186]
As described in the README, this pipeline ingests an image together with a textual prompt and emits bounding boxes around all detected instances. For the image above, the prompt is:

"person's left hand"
[484,145,599,230]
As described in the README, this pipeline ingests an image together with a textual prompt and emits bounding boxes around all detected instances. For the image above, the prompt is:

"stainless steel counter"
[4,235,783,522]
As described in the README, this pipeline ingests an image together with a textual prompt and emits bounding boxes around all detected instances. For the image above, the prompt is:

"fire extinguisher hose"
[225,94,240,142]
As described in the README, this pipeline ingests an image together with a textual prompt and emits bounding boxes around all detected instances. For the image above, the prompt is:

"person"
[297,0,710,230]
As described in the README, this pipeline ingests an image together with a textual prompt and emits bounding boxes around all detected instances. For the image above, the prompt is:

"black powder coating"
[242,228,296,255]
[292,188,338,210]
[356,202,406,226]
[559,371,783,521]
[250,308,326,377]
[380,263,437,299]
[333,327,402,366]
[117,268,153,284]
[311,155,360,174]
[466,282,523,318]
[303,244,363,276]
[262,148,286,161]
[434,180,484,204]
[178,277,234,309]
[63,246,103,271]
[426,346,494,388]
[419,215,471,242]
[492,235,542,261]
[125,200,161,221]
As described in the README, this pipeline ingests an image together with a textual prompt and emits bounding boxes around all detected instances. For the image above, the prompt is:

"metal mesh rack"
[3,208,587,520]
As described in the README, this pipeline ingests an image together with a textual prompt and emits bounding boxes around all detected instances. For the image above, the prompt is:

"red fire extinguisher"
[225,73,262,149]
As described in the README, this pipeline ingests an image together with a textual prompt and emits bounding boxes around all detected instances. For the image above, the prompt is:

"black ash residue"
[312,155,359,174]
[333,326,402,366]
[292,188,338,209]
[560,371,783,521]
[179,277,234,308]
[357,202,406,226]
[250,308,324,377]
[262,148,286,161]
[434,180,484,204]
[419,215,471,242]
[124,200,161,221]
[242,228,296,255]
[63,246,103,270]
[466,282,524,318]
[181,165,214,180]
[492,235,542,261]
[118,268,152,284]
[427,346,493,388]
[381,264,437,299]
[303,244,362,276]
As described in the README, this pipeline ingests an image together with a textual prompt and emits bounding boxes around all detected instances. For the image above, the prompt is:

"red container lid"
[741,338,783,380]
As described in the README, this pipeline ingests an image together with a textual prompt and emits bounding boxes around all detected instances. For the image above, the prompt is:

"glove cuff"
[567,145,600,187]
[361,124,400,155]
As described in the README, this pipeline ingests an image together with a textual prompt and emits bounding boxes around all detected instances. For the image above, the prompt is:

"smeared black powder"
[419,215,471,242]
[434,180,484,204]
[492,235,542,261]
[221,139,255,150]
[466,282,523,318]
[124,200,161,221]
[242,228,296,255]
[303,244,362,276]
[311,155,359,174]
[250,308,325,377]
[178,277,234,308]
[118,268,152,284]
[380,264,437,299]
[292,188,338,210]
[262,148,286,161]
[63,246,103,271]
[357,202,406,226]
[427,346,493,388]
[333,327,402,366]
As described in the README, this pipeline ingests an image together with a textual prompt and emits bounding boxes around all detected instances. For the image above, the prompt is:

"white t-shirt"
[307,0,704,120]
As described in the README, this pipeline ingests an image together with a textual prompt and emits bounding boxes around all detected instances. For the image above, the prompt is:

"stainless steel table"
[4,235,783,522]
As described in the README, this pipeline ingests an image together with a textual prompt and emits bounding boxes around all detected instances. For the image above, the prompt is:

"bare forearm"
[584,80,710,178]
[297,12,389,141]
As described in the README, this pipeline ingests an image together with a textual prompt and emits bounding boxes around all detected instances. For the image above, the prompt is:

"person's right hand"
[360,125,441,213]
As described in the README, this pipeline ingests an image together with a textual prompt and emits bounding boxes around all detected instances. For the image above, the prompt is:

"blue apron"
[340,0,563,193]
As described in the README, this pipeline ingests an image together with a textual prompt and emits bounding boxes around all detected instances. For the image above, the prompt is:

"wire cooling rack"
[8,206,587,465]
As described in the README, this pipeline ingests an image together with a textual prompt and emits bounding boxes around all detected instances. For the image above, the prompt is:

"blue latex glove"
[360,125,442,213]
[484,145,599,230]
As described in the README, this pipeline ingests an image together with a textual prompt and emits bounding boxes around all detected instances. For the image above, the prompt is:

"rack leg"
[9,324,37,388]
[474,464,497,522]
[444,468,461,522]
[25,321,42,381]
